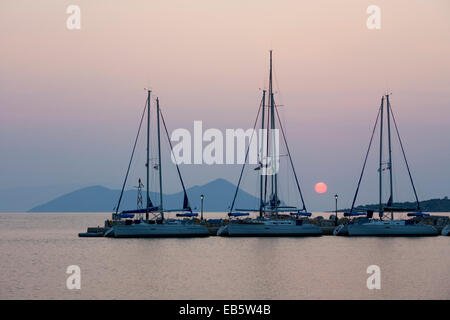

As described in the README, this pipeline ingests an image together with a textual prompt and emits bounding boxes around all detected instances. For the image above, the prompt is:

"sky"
[1,0,449,211]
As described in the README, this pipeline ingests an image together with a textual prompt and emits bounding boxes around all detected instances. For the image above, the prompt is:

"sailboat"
[104,91,210,238]
[334,94,438,236]
[217,51,322,237]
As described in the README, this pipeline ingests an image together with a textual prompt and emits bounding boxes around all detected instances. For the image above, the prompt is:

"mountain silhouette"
[28,178,260,212]
[0,184,86,212]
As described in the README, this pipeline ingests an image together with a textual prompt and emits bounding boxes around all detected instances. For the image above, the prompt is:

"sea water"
[0,212,448,299]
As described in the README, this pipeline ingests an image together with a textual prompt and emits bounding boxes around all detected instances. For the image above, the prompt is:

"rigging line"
[273,99,307,211]
[160,109,192,212]
[272,67,284,104]
[389,103,421,210]
[259,90,266,215]
[115,100,148,214]
[350,104,382,212]
[229,97,264,213]
[254,170,260,208]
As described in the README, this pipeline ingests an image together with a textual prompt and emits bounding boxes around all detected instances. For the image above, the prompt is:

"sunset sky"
[1,0,449,210]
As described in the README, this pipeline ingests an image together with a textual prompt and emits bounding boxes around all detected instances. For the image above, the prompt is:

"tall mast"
[146,90,151,222]
[271,91,278,215]
[386,94,394,220]
[269,51,274,198]
[263,89,270,208]
[378,96,384,215]
[259,90,266,217]
[156,97,164,220]
[268,50,278,216]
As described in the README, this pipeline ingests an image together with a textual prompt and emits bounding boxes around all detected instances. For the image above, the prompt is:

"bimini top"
[407,212,430,217]
[176,212,198,217]
[228,212,250,217]
[289,212,312,217]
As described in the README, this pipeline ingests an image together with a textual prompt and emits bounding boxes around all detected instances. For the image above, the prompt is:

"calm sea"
[0,212,448,299]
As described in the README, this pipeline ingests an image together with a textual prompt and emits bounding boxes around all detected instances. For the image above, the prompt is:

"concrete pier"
[79,215,450,237]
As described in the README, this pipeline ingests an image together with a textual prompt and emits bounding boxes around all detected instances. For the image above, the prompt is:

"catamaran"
[334,94,438,236]
[104,91,209,238]
[217,51,322,237]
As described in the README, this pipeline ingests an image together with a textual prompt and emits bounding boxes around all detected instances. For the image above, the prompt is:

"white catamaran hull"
[347,223,438,236]
[217,223,322,237]
[105,223,210,238]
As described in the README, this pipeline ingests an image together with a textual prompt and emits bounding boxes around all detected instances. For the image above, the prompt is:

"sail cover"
[118,213,135,219]
[290,212,312,216]
[344,212,367,217]
[176,212,198,217]
[407,212,430,217]
[228,212,250,217]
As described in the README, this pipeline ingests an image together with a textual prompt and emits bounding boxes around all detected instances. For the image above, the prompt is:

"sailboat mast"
[386,94,394,220]
[263,53,272,209]
[269,51,274,198]
[263,92,270,208]
[156,98,164,220]
[379,96,384,215]
[271,92,278,215]
[259,90,266,217]
[269,50,278,216]
[146,90,151,222]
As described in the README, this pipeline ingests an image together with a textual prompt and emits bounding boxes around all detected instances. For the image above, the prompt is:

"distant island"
[345,197,450,213]
[26,178,260,213]
[0,178,448,213]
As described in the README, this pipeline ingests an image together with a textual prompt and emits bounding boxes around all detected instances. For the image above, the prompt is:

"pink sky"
[1,0,449,210]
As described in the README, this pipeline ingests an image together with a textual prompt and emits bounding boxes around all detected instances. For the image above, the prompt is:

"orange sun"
[315,182,327,194]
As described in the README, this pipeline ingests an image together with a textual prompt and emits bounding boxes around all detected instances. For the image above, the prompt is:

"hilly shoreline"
[27,178,259,213]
